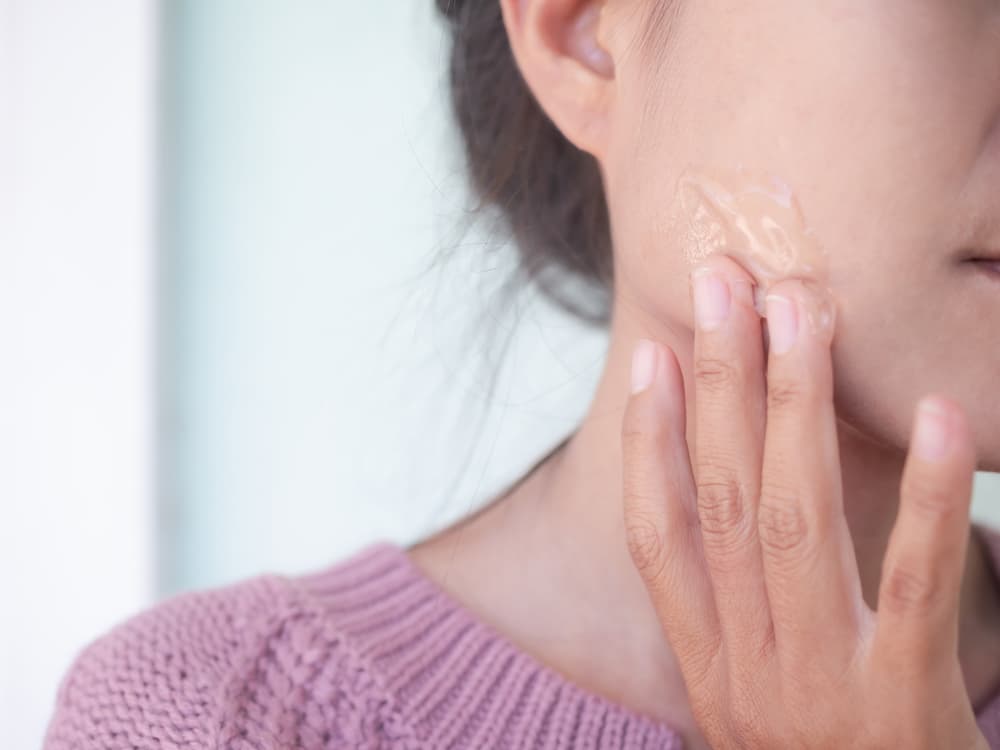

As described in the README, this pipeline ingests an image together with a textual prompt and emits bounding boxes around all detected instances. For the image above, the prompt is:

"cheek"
[603,157,698,334]
[608,0,992,256]
[829,260,1000,470]
[603,0,1000,465]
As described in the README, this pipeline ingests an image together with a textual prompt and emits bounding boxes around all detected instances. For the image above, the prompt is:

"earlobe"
[500,0,616,157]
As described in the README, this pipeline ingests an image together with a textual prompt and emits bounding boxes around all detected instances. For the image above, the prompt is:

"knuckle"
[620,428,645,472]
[624,511,668,582]
[901,474,961,524]
[621,462,663,522]
[697,478,752,562]
[621,408,668,458]
[696,474,752,547]
[881,563,941,617]
[757,488,811,557]
[694,356,741,394]
[766,377,808,412]
[621,417,646,453]
[620,464,652,511]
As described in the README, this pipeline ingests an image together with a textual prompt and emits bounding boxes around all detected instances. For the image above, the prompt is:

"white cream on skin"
[669,165,836,337]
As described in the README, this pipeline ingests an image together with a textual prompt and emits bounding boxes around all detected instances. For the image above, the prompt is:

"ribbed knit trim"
[295,522,1000,749]
[296,542,685,749]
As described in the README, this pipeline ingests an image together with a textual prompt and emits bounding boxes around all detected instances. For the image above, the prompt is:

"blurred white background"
[2,2,156,747]
[158,0,607,597]
[3,1,1000,746]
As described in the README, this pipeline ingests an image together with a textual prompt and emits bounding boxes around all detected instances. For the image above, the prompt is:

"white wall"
[0,1,157,746]
[160,0,608,594]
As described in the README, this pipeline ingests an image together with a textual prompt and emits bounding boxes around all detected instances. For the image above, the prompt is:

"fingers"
[688,255,775,671]
[622,338,721,683]
[873,395,977,677]
[756,278,864,669]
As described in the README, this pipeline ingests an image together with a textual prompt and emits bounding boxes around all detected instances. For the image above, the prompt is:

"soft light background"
[158,0,606,596]
[2,2,157,747]
[5,1,1000,745]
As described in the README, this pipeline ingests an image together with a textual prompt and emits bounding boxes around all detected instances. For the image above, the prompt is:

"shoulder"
[43,547,421,750]
[42,573,289,749]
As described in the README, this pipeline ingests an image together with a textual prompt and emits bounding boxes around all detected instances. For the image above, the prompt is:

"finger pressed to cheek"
[667,164,837,324]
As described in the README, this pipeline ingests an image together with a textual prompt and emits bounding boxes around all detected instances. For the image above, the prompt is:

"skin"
[409,0,1000,746]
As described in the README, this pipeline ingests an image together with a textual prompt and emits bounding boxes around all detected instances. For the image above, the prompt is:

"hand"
[620,254,989,749]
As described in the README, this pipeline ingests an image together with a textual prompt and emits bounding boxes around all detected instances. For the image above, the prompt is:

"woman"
[44,0,1000,747]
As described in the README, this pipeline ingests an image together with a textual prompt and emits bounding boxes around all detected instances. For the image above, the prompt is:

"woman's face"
[600,0,1000,468]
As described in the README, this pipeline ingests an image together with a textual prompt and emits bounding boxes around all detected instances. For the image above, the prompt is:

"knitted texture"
[44,523,1000,749]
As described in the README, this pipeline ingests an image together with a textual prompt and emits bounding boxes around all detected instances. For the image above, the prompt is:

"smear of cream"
[668,165,835,335]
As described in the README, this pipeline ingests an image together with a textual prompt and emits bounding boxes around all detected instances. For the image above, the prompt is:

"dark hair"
[413,3,679,533]
[409,0,622,532]
[433,0,613,327]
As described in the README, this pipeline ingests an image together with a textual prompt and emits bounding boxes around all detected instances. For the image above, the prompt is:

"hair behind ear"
[435,0,614,327]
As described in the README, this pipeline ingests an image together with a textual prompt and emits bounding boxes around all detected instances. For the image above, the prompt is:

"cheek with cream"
[666,165,837,338]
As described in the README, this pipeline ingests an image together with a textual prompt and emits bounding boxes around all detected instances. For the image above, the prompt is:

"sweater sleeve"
[41,573,423,750]
[41,575,297,749]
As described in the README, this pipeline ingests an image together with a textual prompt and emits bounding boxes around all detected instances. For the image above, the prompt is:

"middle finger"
[690,254,775,672]
[757,277,864,672]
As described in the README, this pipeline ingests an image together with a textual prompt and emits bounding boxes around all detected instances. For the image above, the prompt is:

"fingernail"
[913,398,952,461]
[692,268,731,331]
[631,339,659,394]
[765,293,798,355]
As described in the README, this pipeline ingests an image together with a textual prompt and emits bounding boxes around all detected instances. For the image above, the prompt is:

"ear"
[500,0,616,159]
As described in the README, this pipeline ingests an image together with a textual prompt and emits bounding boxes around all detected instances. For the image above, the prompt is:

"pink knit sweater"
[44,524,1000,749]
